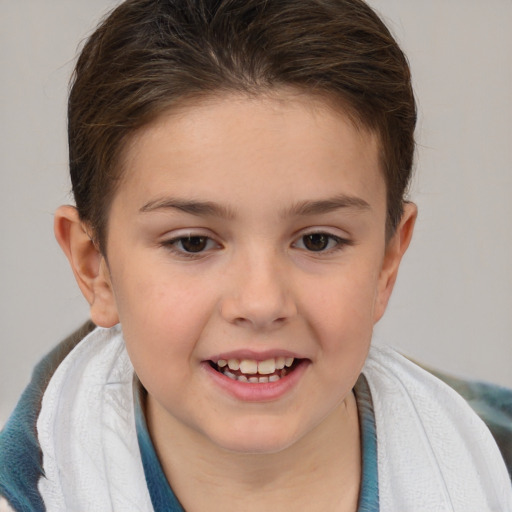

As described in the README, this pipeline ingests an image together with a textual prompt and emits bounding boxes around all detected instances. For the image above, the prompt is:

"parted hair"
[68,0,416,251]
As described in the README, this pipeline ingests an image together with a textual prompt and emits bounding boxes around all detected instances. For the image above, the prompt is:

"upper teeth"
[217,357,294,375]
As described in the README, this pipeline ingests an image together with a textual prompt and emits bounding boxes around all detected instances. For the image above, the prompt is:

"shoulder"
[417,360,512,480]
[0,321,96,512]
[363,344,512,507]
[366,344,512,478]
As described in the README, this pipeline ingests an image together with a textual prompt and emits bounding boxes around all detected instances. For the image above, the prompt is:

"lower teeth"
[221,368,287,383]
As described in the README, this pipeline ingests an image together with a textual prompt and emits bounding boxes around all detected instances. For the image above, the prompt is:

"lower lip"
[202,360,309,402]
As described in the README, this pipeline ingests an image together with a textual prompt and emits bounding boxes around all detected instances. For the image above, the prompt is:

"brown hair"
[68,0,416,251]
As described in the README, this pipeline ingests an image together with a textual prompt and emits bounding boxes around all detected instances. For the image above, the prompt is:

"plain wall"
[1,0,511,424]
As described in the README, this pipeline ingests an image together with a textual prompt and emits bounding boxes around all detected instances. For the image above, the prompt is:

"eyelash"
[292,232,352,253]
[161,231,351,258]
[161,235,220,259]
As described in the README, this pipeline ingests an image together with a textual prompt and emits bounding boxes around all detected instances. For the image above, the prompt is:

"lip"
[201,358,310,402]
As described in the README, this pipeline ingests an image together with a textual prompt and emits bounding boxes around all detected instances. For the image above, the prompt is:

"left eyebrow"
[283,194,371,217]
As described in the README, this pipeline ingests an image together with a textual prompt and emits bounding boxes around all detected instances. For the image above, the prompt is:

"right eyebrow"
[139,197,235,219]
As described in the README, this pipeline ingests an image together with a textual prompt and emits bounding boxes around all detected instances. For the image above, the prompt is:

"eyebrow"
[284,194,371,217]
[139,193,370,219]
[140,197,235,219]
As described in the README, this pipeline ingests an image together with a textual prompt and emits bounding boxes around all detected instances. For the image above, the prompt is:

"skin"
[55,90,416,511]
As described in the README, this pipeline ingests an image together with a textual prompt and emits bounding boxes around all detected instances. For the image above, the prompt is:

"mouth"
[209,356,302,383]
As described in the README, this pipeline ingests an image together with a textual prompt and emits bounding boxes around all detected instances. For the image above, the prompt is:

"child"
[1,0,511,510]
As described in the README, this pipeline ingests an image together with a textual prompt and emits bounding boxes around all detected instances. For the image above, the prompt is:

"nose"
[220,249,297,330]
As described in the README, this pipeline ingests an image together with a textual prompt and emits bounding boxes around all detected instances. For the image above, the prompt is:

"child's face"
[100,91,409,454]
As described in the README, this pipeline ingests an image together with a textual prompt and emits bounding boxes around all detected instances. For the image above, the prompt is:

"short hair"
[68,0,416,251]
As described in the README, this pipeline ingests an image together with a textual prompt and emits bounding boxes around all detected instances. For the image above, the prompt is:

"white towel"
[37,326,153,511]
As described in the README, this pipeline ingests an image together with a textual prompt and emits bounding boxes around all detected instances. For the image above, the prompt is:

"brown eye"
[302,233,330,251]
[178,236,209,253]
[294,232,349,253]
[163,234,220,257]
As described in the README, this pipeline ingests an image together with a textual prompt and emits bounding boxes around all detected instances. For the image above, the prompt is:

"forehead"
[115,91,385,218]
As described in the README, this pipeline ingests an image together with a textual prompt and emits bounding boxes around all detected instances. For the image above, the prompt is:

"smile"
[210,357,300,383]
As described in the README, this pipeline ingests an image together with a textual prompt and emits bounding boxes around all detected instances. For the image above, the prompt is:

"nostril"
[231,315,289,329]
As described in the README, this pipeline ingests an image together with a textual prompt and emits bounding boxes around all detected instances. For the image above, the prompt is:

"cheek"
[111,265,218,377]
[300,262,380,339]
[114,258,210,323]
[298,265,380,398]
[294,273,376,413]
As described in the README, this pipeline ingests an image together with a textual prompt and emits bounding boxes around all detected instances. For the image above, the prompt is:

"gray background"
[1,0,511,424]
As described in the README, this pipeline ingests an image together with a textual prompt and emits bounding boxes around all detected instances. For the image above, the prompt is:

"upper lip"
[206,349,306,363]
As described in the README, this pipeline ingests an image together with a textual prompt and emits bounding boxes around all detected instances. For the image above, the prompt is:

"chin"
[206,420,304,455]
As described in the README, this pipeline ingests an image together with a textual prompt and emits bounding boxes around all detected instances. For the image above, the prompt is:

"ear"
[373,202,417,323]
[54,205,119,328]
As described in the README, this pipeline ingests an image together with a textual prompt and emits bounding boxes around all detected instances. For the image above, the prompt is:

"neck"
[146,392,361,512]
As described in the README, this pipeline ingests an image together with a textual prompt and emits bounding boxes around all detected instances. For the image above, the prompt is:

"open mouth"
[209,356,302,383]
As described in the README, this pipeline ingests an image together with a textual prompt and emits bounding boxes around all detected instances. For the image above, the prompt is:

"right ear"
[54,205,119,328]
